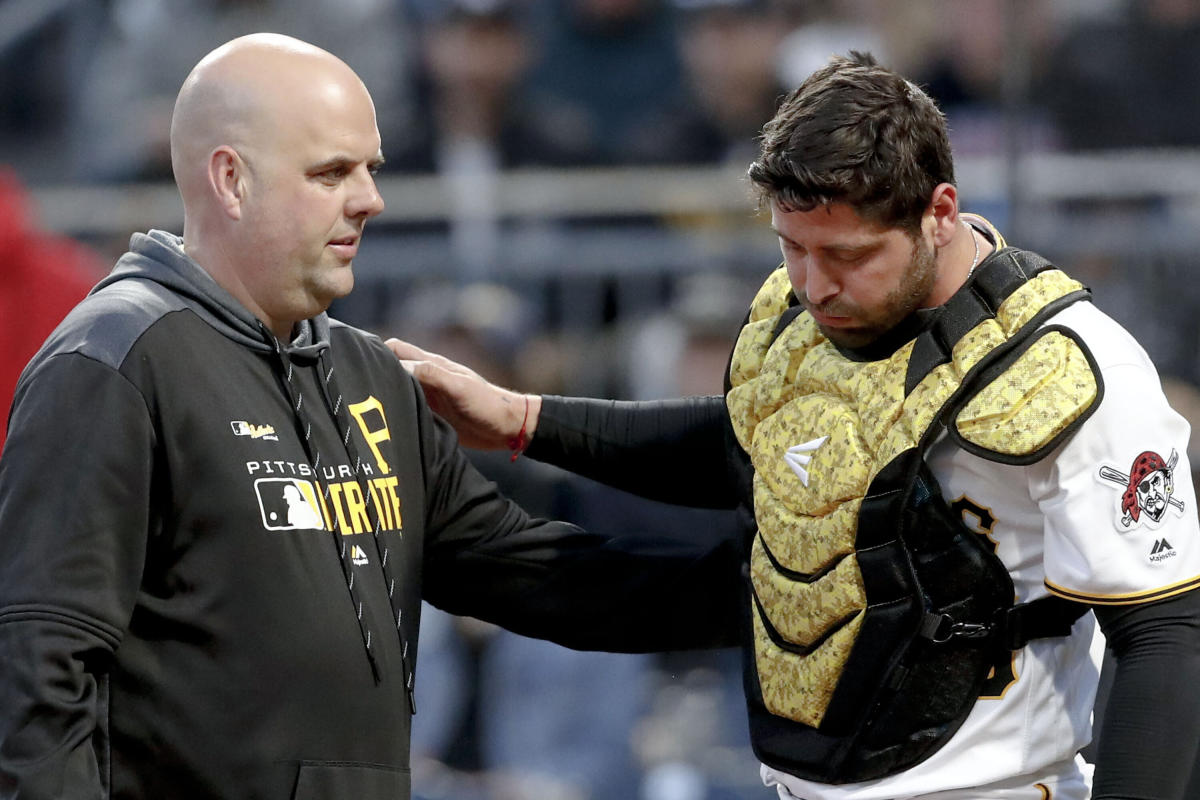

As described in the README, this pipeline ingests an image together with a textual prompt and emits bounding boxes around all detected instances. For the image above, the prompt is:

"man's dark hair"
[747,51,954,233]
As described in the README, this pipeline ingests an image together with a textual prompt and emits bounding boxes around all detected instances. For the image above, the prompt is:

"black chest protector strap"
[918,582,1089,651]
[1000,595,1090,650]
[904,249,1093,653]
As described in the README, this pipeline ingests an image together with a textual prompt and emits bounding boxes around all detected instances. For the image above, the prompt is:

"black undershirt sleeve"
[1090,588,1200,799]
[524,394,738,509]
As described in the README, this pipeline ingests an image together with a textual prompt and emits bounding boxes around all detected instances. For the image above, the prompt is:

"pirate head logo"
[1098,449,1185,528]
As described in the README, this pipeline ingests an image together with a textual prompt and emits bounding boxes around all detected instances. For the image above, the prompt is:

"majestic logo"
[232,420,279,441]
[784,436,829,488]
[1149,538,1178,563]
[1098,449,1185,529]
[351,544,370,566]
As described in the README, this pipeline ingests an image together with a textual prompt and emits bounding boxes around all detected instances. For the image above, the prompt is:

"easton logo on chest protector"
[726,243,1099,784]
[783,436,828,487]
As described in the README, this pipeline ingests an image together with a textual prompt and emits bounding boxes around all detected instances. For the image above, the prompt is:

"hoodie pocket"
[291,761,410,800]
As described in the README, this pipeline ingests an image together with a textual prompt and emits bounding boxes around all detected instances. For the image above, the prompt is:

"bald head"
[168,33,386,339]
[170,33,371,201]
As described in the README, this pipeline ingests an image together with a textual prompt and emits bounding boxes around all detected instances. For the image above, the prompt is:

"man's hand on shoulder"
[386,338,540,452]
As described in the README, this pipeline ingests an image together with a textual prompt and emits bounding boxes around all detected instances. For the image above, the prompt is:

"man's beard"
[803,235,937,349]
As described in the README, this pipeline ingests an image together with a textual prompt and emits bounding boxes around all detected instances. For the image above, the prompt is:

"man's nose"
[350,171,385,219]
[805,260,839,305]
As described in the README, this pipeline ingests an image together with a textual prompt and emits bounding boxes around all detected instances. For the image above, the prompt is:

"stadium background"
[4,1,1200,798]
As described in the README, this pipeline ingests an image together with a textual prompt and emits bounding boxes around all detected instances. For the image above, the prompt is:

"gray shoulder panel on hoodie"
[35,273,192,373]
[41,229,286,374]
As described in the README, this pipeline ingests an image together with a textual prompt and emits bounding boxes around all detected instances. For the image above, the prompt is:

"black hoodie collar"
[94,230,331,360]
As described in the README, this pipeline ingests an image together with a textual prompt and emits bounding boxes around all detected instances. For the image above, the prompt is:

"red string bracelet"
[507,395,530,462]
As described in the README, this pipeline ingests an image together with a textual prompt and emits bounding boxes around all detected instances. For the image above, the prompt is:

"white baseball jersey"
[764,301,1200,800]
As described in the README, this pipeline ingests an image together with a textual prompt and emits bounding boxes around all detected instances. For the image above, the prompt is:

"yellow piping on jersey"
[1046,573,1200,605]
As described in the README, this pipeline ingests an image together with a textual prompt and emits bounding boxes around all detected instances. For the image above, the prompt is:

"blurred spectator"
[666,0,789,167]
[394,0,588,281]
[397,0,586,171]
[896,0,1057,156]
[773,0,887,91]
[0,0,105,185]
[475,626,651,800]
[1038,0,1200,150]
[387,281,540,385]
[0,168,104,451]
[635,652,760,800]
[519,0,693,165]
[622,271,756,400]
[70,0,417,182]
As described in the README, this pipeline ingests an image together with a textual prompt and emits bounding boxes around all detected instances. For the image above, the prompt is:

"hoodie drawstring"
[315,350,417,714]
[268,333,416,714]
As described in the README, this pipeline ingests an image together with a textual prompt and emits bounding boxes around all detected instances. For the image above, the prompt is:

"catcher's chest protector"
[726,245,1099,783]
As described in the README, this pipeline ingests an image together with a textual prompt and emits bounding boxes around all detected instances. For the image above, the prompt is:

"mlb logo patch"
[255,478,326,531]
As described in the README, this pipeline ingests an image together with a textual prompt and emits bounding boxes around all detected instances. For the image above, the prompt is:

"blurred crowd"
[7,1,1200,798]
[11,0,1200,187]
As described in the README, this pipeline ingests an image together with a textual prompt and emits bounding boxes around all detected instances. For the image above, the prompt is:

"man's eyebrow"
[308,156,352,173]
[769,225,797,245]
[770,226,879,253]
[824,242,877,254]
[308,154,386,173]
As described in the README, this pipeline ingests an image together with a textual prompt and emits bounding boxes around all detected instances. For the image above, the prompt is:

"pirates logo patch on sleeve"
[1097,448,1186,530]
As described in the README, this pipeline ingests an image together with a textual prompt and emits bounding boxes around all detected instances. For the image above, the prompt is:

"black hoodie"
[0,231,741,799]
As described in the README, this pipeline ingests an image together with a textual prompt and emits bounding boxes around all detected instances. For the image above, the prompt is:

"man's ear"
[926,182,959,248]
[208,146,246,220]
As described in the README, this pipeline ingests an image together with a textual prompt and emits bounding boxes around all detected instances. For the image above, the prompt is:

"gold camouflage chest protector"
[726,239,1100,782]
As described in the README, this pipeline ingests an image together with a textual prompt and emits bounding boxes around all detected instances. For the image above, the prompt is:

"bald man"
[0,34,740,799]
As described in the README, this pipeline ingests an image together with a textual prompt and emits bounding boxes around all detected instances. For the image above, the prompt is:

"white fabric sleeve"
[1030,306,1200,604]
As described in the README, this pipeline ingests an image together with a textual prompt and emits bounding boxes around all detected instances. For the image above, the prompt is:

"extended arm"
[529,394,736,508]
[387,338,737,509]
[406,372,744,654]
[1090,589,1200,799]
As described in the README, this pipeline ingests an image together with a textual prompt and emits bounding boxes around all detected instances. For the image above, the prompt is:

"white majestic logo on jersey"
[1097,448,1185,530]
[784,436,829,487]
[231,420,279,441]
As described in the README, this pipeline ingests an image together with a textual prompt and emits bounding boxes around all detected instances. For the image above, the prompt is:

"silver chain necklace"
[965,220,981,280]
